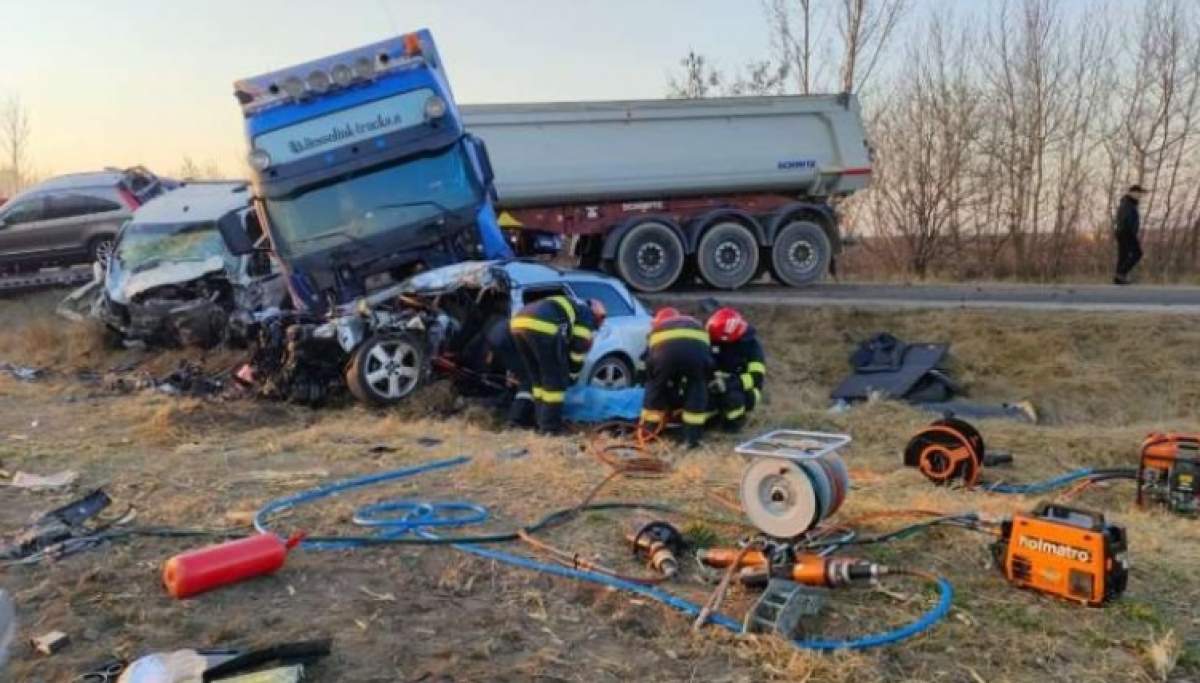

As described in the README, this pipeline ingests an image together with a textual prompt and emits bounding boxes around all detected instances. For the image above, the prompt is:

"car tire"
[345,333,426,405]
[615,220,685,293]
[696,220,760,290]
[89,235,115,267]
[770,220,832,287]
[588,353,635,389]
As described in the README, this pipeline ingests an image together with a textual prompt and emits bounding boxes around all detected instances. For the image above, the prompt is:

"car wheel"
[89,236,115,268]
[770,220,832,287]
[696,220,760,290]
[615,220,685,293]
[345,333,426,405]
[588,353,634,389]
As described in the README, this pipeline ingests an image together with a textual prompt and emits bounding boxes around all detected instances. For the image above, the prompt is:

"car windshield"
[265,143,482,259]
[114,221,233,273]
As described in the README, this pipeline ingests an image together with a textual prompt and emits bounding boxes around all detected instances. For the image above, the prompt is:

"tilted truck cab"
[233,30,510,314]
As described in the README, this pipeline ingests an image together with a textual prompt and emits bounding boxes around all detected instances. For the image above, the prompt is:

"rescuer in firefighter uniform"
[705,307,766,431]
[641,308,714,448]
[509,295,606,433]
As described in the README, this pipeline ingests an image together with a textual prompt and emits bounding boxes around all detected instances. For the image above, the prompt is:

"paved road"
[643,282,1200,313]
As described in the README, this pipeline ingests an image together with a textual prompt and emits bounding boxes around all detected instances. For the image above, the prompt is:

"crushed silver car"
[238,259,649,406]
[59,182,286,347]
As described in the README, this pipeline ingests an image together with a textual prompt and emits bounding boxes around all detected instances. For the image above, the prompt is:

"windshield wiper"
[367,200,452,217]
[292,230,370,250]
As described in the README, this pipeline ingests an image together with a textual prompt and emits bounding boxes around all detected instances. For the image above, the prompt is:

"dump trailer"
[462,94,872,292]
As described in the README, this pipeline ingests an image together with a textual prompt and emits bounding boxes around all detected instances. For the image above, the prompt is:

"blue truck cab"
[233,30,510,313]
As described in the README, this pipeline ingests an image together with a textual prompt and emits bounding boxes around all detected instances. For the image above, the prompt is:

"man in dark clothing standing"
[1114,184,1147,285]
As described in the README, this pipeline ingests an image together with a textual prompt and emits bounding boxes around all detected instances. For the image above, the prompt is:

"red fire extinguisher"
[163,533,303,599]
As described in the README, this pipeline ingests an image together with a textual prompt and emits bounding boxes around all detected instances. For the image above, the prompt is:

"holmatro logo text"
[1017,535,1091,563]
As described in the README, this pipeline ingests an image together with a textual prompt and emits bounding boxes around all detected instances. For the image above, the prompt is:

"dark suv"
[0,167,174,273]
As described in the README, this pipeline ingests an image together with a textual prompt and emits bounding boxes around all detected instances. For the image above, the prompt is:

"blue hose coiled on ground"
[254,456,953,651]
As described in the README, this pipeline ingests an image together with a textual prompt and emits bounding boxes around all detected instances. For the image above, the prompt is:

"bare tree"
[865,14,981,276]
[767,0,822,94]
[835,0,909,93]
[177,156,227,181]
[0,95,32,195]
[666,51,722,99]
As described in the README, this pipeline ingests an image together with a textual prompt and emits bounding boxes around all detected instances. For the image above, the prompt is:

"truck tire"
[615,220,685,293]
[695,221,760,290]
[770,220,831,287]
[345,333,426,405]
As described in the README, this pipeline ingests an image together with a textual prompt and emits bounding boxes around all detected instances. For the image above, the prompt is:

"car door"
[0,195,50,258]
[41,193,124,256]
[565,279,650,380]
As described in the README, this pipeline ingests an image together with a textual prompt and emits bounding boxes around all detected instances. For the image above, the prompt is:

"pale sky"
[1,0,778,178]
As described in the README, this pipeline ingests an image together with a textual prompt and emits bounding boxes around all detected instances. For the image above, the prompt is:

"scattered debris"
[0,489,112,562]
[0,362,45,382]
[8,470,78,490]
[30,630,70,656]
[359,586,397,602]
[416,437,444,448]
[233,469,330,486]
[219,664,305,682]
[367,444,397,454]
[832,333,1037,423]
[495,447,529,461]
[0,591,13,670]
[119,649,212,681]
[198,639,331,681]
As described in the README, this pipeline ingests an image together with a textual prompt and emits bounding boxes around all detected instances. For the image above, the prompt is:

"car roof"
[129,181,250,224]
[499,260,624,288]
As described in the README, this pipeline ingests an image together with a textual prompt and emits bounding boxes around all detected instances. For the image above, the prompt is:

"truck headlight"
[248,149,272,171]
[424,95,447,120]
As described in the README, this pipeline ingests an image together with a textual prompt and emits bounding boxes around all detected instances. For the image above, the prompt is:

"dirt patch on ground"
[1,294,1199,681]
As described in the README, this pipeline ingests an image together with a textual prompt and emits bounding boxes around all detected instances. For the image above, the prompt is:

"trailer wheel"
[696,221,760,290]
[346,333,426,405]
[770,220,831,287]
[615,221,685,293]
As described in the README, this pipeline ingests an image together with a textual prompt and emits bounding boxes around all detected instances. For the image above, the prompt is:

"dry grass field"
[1,290,1199,682]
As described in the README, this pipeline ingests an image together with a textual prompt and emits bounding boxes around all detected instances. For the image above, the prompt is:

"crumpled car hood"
[334,260,507,316]
[105,255,228,304]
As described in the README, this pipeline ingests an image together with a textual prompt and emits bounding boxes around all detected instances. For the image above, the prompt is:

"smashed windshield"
[114,221,234,273]
[265,142,482,259]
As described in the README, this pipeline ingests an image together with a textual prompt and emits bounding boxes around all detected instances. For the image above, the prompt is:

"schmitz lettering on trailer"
[1017,534,1091,563]
[777,159,817,170]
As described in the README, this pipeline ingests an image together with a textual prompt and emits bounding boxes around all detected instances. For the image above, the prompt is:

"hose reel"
[903,416,1010,487]
[736,431,852,539]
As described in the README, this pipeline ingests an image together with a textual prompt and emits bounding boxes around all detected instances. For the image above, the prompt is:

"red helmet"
[588,298,607,329]
[652,307,681,329]
[707,307,748,343]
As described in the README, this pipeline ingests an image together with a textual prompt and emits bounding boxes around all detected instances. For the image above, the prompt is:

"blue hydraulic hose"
[253,457,954,651]
[982,468,1098,495]
[253,455,471,550]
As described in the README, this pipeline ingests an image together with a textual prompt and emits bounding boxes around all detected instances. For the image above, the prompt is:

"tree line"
[670,0,1200,282]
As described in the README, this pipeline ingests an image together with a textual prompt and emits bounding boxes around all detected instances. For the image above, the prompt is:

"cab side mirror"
[217,211,255,256]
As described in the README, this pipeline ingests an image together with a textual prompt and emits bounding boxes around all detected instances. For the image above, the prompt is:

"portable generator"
[1137,433,1200,516]
[993,503,1128,607]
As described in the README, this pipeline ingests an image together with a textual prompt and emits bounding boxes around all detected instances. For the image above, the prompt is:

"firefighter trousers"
[512,328,569,433]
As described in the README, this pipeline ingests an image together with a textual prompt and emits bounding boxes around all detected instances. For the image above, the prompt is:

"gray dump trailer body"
[461,95,872,207]
[460,95,872,292]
